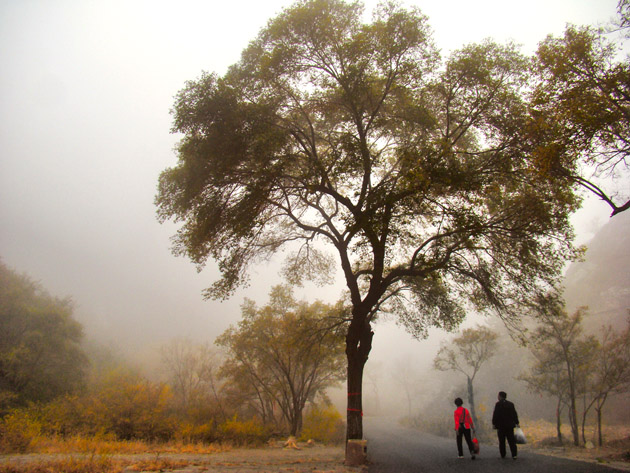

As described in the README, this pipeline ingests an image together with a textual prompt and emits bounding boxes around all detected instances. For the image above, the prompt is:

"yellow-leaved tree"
[216,286,346,437]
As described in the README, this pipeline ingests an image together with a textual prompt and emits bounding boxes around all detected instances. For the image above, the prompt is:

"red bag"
[472,437,480,454]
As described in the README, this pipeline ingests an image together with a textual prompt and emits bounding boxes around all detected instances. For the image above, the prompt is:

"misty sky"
[0,0,620,362]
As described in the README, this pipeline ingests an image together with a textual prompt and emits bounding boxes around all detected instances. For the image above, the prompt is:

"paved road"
[364,417,622,473]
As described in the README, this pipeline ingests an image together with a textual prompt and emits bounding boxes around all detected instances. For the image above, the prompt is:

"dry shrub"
[0,409,43,453]
[218,415,267,445]
[29,433,151,455]
[174,441,229,454]
[522,419,561,444]
[299,404,345,444]
[176,420,217,443]
[34,372,176,442]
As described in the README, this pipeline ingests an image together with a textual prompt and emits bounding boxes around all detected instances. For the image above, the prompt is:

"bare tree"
[160,338,226,420]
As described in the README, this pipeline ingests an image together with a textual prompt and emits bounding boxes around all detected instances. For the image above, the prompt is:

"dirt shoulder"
[3,438,630,472]
[0,443,366,473]
[523,438,630,472]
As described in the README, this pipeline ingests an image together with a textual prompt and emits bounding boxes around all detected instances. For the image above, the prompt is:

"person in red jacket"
[453,397,476,459]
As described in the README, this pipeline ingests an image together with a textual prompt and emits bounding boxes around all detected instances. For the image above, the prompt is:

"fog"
[0,0,626,423]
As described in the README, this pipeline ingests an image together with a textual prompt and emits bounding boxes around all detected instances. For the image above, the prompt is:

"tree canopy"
[156,0,579,441]
[528,21,630,216]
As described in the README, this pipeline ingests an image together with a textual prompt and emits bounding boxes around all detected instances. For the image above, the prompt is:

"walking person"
[453,397,476,460]
[492,391,520,459]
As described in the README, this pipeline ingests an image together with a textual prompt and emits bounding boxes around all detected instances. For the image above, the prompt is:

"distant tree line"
[0,260,87,411]
[0,262,345,451]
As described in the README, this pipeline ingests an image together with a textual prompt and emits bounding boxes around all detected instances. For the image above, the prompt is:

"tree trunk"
[568,399,579,446]
[345,318,373,444]
[567,367,580,446]
[555,398,563,444]
[596,394,608,447]
[289,404,303,437]
[597,407,602,446]
[581,394,588,446]
[466,377,477,429]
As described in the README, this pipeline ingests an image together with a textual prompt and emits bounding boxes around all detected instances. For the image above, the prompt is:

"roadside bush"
[0,408,42,453]
[94,376,174,441]
[218,415,268,445]
[299,404,345,444]
[177,421,217,443]
[28,370,177,442]
[38,395,86,437]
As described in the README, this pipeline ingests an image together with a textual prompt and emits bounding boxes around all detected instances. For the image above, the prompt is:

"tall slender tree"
[525,294,598,446]
[156,0,578,447]
[434,326,498,428]
[519,345,569,443]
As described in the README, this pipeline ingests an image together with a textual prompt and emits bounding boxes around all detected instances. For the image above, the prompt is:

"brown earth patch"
[0,441,366,473]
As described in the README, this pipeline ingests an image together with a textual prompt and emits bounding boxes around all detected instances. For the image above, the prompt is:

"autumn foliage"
[0,265,346,454]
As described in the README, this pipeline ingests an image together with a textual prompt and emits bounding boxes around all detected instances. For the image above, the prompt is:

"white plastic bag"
[514,426,527,444]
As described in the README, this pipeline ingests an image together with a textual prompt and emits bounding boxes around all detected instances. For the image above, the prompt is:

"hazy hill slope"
[563,211,630,328]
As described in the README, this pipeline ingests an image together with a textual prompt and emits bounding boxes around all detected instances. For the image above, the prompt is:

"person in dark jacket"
[453,397,476,460]
[492,391,520,459]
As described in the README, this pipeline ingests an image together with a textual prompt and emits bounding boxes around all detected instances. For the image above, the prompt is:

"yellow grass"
[522,418,630,445]
[0,436,232,473]
[0,456,124,473]
[0,456,202,473]
[26,434,230,455]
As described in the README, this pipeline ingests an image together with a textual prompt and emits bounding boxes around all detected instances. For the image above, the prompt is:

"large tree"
[156,0,578,444]
[216,286,345,436]
[0,261,87,410]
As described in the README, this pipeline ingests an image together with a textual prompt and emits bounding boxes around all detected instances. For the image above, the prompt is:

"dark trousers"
[457,426,474,456]
[497,428,517,458]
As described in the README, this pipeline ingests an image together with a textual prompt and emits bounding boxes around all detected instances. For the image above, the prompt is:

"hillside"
[563,211,630,329]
